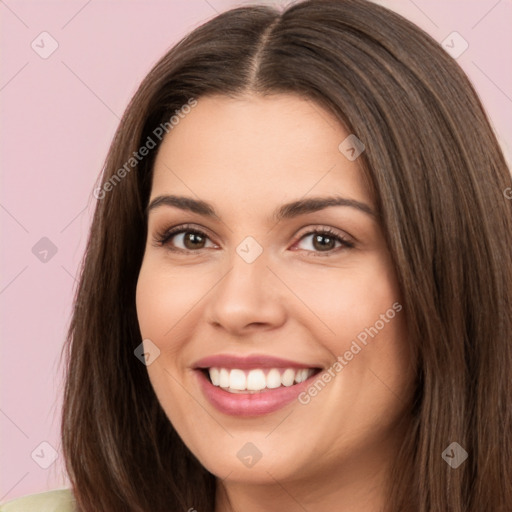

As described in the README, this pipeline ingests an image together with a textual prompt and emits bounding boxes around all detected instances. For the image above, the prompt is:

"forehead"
[150,94,371,212]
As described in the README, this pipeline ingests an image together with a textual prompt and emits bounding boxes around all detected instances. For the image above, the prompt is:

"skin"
[136,94,416,512]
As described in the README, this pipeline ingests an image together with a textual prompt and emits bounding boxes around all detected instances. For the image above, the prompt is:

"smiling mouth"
[201,367,322,394]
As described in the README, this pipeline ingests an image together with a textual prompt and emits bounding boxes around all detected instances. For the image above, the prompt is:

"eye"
[154,224,216,252]
[292,227,354,256]
[153,224,354,256]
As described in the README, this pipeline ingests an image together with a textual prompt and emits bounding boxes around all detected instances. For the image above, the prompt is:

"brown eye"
[294,228,354,256]
[182,231,207,250]
[156,226,216,252]
[312,233,337,251]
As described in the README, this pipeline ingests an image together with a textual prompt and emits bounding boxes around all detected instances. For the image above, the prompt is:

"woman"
[2,0,511,511]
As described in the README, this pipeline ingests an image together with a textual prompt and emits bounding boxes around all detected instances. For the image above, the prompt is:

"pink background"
[1,0,510,502]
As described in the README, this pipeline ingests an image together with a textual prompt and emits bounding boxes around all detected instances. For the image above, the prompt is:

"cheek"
[135,257,206,344]
[136,264,171,342]
[135,261,187,380]
[283,254,402,346]
[135,260,199,417]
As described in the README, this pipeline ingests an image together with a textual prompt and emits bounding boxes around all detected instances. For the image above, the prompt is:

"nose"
[204,249,287,335]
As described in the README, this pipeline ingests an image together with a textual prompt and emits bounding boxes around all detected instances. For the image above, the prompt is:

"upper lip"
[192,354,322,370]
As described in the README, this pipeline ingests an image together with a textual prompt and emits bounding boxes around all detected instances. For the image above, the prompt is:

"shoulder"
[0,489,75,512]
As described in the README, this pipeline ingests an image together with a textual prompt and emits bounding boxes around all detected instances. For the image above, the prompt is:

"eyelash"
[153,223,355,257]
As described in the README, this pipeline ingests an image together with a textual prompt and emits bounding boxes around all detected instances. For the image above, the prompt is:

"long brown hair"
[61,1,512,510]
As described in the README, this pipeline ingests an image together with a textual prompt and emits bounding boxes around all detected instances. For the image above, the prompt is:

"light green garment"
[0,489,75,512]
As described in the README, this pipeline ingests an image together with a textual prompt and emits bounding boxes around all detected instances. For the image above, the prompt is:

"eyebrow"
[146,194,377,221]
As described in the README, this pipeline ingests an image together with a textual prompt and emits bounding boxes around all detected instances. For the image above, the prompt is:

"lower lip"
[195,369,318,417]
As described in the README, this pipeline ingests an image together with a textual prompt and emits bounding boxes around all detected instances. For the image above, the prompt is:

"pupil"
[313,234,334,251]
[185,232,205,249]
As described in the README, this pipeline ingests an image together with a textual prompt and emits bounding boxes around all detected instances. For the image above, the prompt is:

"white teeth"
[209,367,220,386]
[294,369,308,383]
[219,368,230,388]
[229,369,246,390]
[207,367,315,392]
[281,368,295,387]
[266,368,282,389]
[246,369,267,391]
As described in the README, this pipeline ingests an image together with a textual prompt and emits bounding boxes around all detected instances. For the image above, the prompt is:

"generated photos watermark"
[298,301,403,405]
[442,442,468,469]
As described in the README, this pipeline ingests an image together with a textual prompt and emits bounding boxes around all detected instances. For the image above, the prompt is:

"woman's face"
[136,93,414,488]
